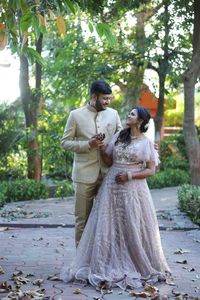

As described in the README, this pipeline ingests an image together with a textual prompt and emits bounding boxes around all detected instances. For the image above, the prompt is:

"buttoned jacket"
[61,104,122,183]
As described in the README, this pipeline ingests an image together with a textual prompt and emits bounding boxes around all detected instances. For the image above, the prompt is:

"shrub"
[159,132,189,172]
[147,169,191,189]
[0,182,8,207]
[54,180,74,198]
[178,184,200,226]
[0,179,48,204]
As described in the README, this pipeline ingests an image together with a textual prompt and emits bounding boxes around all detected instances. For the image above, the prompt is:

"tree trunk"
[121,10,146,116]
[154,1,170,143]
[19,34,43,181]
[154,66,167,142]
[183,66,200,185]
[183,0,200,185]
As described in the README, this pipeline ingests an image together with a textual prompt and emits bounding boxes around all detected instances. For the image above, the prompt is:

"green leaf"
[96,23,116,46]
[19,0,27,13]
[65,0,76,14]
[88,22,94,33]
[23,46,46,66]
[96,23,104,37]
[20,11,34,32]
[33,16,40,39]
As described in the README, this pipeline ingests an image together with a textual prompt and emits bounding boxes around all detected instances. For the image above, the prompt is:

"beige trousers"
[73,173,103,247]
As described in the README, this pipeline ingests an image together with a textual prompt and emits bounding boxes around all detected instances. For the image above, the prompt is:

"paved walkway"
[0,187,200,299]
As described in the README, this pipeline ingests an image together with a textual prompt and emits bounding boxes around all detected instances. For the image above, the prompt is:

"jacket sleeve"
[61,112,90,153]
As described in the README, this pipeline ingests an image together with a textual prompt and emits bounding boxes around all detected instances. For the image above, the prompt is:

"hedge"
[178,184,200,226]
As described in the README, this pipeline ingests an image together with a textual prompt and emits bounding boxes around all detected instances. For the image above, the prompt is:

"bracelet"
[127,171,132,181]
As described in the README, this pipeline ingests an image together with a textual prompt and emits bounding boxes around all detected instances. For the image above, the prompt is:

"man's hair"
[90,80,112,96]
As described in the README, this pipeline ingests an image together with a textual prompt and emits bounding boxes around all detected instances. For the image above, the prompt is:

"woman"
[61,106,170,289]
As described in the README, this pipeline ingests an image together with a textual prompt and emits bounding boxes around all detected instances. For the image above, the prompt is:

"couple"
[61,80,170,289]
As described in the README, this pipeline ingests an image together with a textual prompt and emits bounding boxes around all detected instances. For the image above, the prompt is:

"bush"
[159,133,189,172]
[0,182,8,207]
[54,180,74,198]
[178,184,200,226]
[147,169,191,189]
[0,179,48,204]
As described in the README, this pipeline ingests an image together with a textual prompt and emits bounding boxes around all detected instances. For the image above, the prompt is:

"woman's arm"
[100,145,113,167]
[115,161,155,184]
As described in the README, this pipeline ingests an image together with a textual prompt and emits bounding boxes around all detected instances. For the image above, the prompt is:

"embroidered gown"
[61,134,170,289]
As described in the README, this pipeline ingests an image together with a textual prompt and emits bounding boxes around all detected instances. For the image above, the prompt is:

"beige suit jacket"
[61,104,122,183]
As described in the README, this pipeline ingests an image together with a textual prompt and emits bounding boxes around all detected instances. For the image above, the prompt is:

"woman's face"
[126,109,140,126]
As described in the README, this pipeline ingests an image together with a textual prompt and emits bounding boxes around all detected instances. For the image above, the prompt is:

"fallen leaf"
[12,270,23,276]
[73,288,81,294]
[0,227,10,232]
[129,291,149,298]
[98,282,108,290]
[7,289,24,298]
[172,289,181,296]
[12,276,30,284]
[144,283,159,295]
[182,266,195,272]
[0,265,5,274]
[174,248,190,254]
[172,289,188,298]
[194,239,200,243]
[26,273,34,277]
[33,237,43,241]
[189,268,195,272]
[9,234,16,238]
[47,274,60,281]
[19,296,31,300]
[25,288,46,297]
[166,278,176,286]
[33,278,44,286]
[104,289,113,294]
[0,256,8,260]
[174,296,183,300]
[0,281,12,293]
[176,260,187,264]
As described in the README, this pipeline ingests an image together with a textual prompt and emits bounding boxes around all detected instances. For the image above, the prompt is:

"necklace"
[131,134,143,140]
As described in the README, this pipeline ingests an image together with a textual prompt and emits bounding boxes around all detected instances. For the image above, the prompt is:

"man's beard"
[95,98,106,112]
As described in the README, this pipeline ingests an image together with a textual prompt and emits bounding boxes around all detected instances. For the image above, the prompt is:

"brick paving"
[0,187,200,300]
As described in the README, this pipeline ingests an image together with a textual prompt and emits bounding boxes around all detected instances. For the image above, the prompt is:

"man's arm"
[61,112,90,153]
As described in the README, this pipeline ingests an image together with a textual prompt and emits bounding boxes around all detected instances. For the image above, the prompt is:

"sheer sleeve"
[141,138,160,166]
[105,133,119,156]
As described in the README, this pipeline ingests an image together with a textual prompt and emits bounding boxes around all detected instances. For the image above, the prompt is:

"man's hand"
[154,143,159,151]
[115,172,128,184]
[89,133,105,149]
[93,133,105,141]
[89,137,104,149]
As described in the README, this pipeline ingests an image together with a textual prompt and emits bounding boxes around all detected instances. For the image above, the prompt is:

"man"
[61,80,122,246]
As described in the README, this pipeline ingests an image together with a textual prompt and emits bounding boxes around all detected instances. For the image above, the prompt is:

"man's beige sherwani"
[61,104,122,183]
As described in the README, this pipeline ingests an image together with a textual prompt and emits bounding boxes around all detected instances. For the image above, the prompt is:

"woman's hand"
[115,172,128,184]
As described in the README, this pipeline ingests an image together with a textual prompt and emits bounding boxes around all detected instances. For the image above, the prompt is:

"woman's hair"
[115,106,151,147]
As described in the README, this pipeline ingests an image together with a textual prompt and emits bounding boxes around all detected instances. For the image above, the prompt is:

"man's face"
[93,93,112,111]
